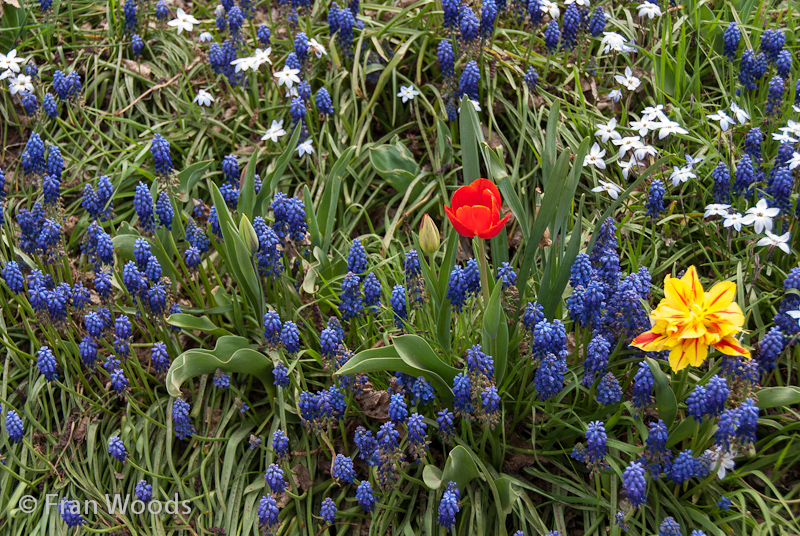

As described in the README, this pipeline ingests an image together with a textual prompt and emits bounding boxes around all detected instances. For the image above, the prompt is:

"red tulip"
[444,179,510,239]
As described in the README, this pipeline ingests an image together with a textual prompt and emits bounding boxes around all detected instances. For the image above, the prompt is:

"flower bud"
[419,214,440,254]
[239,214,259,255]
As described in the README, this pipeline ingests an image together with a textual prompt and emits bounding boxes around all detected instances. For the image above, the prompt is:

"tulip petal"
[668,338,708,372]
[630,330,669,351]
[451,183,485,211]
[444,205,476,237]
[663,277,694,312]
[704,281,736,314]
[456,205,493,237]
[712,335,751,358]
[680,266,705,307]
[471,178,501,202]
[477,213,510,239]
[707,303,745,328]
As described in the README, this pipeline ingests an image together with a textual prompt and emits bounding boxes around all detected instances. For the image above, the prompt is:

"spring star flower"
[444,178,510,239]
[638,2,662,18]
[540,0,560,19]
[584,143,607,169]
[703,204,730,218]
[167,8,199,34]
[613,135,643,158]
[600,32,629,54]
[595,118,621,142]
[296,139,314,157]
[618,157,640,180]
[655,120,688,139]
[756,231,791,253]
[609,89,623,102]
[630,266,750,371]
[787,310,800,327]
[193,89,214,107]
[0,49,24,74]
[592,180,622,199]
[670,165,696,187]
[741,199,780,233]
[261,120,286,143]
[199,31,213,43]
[772,131,798,144]
[715,449,737,479]
[723,213,743,231]
[708,111,735,132]
[614,67,641,91]
[273,65,301,89]
[308,38,327,58]
[730,103,749,124]
[397,85,420,103]
[8,73,33,95]
[787,152,800,170]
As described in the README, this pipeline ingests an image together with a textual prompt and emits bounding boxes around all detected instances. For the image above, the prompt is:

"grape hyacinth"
[108,436,128,462]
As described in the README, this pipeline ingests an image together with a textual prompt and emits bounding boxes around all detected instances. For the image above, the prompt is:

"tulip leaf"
[166,313,232,337]
[459,95,482,183]
[542,101,561,188]
[755,386,800,408]
[337,342,454,405]
[392,335,459,384]
[422,445,482,491]
[166,337,275,397]
[498,177,529,241]
[645,356,678,427]
[369,138,420,192]
[176,160,213,203]
[256,126,301,213]
[239,148,260,219]
[482,282,509,385]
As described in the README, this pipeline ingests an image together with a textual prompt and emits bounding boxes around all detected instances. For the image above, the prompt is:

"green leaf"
[541,101,560,188]
[165,337,275,397]
[336,344,454,405]
[459,95,482,183]
[645,357,677,428]
[482,282,509,385]
[422,445,482,490]
[239,149,260,218]
[176,160,213,203]
[755,387,800,408]
[256,127,301,212]
[166,314,232,337]
[369,138,421,192]
[393,334,459,384]
[543,195,584,318]
[316,147,354,252]
[497,177,529,240]
[493,475,519,515]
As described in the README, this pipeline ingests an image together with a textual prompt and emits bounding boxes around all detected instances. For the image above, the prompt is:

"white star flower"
[756,231,791,254]
[714,450,737,480]
[285,86,299,98]
[308,38,327,58]
[641,104,668,122]
[261,120,287,143]
[540,0,560,19]
[193,89,214,107]
[231,56,257,73]
[608,89,623,103]
[167,8,199,34]
[199,32,213,43]
[708,111,734,132]
[655,120,688,139]
[252,48,273,69]
[723,212,743,231]
[787,151,800,170]
[8,73,33,95]
[629,119,652,137]
[772,131,798,144]
[296,138,315,157]
[741,198,780,234]
[637,1,662,19]
[613,135,643,158]
[787,310,800,327]
[583,143,607,169]
[594,117,621,142]
[684,154,704,167]
[565,0,590,5]
[670,165,696,187]
[600,32,629,54]
[704,203,731,218]
[592,180,622,199]
[781,119,800,136]
[0,49,25,74]
[634,144,658,161]
[730,102,749,125]
[274,65,301,89]
[614,66,641,91]
[397,85,420,103]
[618,157,640,180]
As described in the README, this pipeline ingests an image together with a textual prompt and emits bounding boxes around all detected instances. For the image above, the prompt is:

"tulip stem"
[477,238,491,304]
